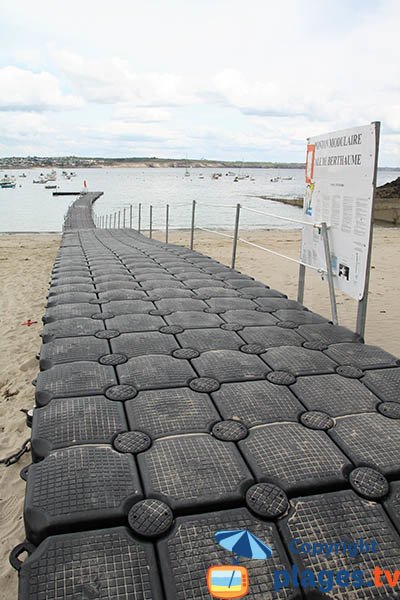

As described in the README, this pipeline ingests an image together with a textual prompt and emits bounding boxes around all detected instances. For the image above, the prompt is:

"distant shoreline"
[0,159,306,170]
[1,159,399,170]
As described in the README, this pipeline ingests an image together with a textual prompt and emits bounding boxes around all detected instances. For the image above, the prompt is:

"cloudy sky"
[0,0,399,164]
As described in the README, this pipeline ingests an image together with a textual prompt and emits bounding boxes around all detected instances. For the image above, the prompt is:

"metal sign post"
[320,222,338,325]
[356,121,381,338]
[231,204,241,268]
[297,264,306,304]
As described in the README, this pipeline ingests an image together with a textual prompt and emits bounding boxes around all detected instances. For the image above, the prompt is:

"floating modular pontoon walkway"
[10,192,400,599]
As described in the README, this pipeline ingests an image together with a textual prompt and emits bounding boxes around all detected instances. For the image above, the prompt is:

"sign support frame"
[320,222,338,325]
[355,121,381,339]
[297,263,306,304]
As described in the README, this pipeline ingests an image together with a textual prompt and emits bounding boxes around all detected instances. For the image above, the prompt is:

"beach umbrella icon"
[215,530,273,561]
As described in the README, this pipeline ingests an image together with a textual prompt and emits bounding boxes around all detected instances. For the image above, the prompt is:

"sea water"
[0,167,397,232]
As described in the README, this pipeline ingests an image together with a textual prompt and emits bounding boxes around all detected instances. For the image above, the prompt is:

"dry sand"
[0,227,399,598]
[0,234,60,600]
[153,226,400,356]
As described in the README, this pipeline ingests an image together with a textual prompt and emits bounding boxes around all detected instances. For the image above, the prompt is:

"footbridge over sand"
[11,191,400,599]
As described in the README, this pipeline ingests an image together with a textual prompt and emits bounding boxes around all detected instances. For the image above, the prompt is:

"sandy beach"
[0,234,60,599]
[154,226,400,356]
[0,227,399,598]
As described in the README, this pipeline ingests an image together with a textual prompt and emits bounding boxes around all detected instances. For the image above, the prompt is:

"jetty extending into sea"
[11,191,400,599]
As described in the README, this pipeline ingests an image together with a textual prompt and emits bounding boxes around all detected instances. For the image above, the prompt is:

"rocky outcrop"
[375,178,400,225]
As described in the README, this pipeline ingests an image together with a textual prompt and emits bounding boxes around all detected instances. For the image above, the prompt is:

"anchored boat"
[0,174,16,188]
[46,169,57,181]
[33,174,48,184]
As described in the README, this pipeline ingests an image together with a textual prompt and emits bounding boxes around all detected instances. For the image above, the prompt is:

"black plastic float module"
[10,192,400,599]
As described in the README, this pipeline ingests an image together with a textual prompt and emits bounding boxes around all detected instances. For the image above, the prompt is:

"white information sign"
[301,123,378,300]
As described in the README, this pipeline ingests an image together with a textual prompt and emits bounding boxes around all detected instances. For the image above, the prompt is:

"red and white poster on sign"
[305,144,315,184]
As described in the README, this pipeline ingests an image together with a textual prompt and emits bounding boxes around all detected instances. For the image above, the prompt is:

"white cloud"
[0,111,53,137]
[208,69,309,118]
[111,105,171,123]
[0,66,82,111]
[0,1,400,163]
[0,111,58,156]
[55,50,196,107]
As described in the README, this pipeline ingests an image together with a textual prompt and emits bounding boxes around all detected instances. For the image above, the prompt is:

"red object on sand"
[21,319,38,327]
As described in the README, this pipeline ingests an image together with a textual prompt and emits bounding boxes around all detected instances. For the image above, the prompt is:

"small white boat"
[46,169,57,181]
[33,174,48,184]
[270,177,280,183]
[0,174,16,188]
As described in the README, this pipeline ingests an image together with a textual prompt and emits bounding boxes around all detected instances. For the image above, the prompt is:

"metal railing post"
[113,212,116,228]
[105,214,108,229]
[118,211,121,228]
[166,204,170,243]
[129,204,133,229]
[320,222,338,325]
[101,215,104,228]
[297,264,306,304]
[231,203,241,268]
[190,200,196,249]
[123,207,126,228]
[149,205,153,239]
[138,203,142,233]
